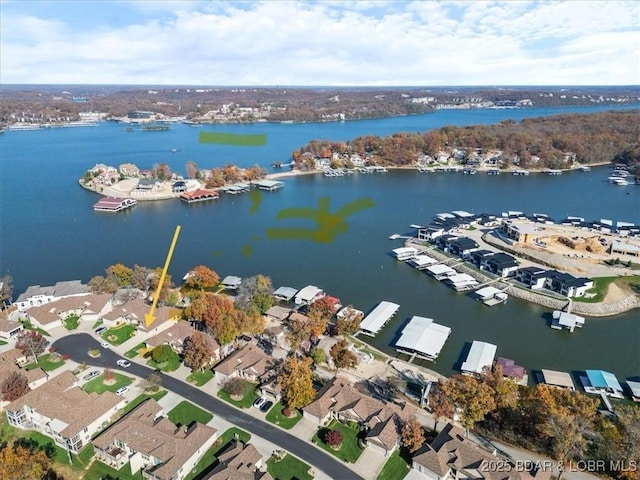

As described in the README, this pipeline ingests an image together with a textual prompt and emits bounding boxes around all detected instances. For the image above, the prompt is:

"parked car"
[115,386,129,396]
[95,326,107,335]
[259,400,273,413]
[83,370,100,381]
[253,397,266,409]
[100,342,110,349]
[116,359,131,368]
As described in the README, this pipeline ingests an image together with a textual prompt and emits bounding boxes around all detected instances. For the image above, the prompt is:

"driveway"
[52,333,363,480]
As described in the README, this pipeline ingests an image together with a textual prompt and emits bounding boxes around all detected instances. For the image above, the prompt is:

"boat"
[513,169,530,176]
[544,169,562,175]
[578,166,591,171]
[142,125,170,132]
[462,168,477,175]
[486,169,500,175]
[388,234,400,240]
[611,178,629,186]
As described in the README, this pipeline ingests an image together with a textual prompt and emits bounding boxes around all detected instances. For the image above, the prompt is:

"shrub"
[61,353,70,361]
[324,429,343,449]
[224,377,250,397]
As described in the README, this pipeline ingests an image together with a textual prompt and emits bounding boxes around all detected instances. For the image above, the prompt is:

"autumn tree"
[335,306,363,336]
[401,417,426,453]
[200,293,240,345]
[148,268,174,304]
[0,443,51,480]
[235,275,273,315]
[88,275,118,294]
[104,368,115,382]
[183,331,217,371]
[151,344,175,364]
[132,264,151,291]
[324,429,343,449]
[278,356,316,410]
[107,263,134,287]
[308,296,336,320]
[286,316,312,352]
[224,377,250,398]
[330,339,358,369]
[480,364,519,424]
[15,330,48,363]
[183,290,209,321]
[428,380,455,422]
[309,347,326,365]
[143,371,162,392]
[441,374,496,434]
[184,265,219,291]
[235,309,266,336]
[1,371,30,402]
[0,274,13,306]
[185,160,198,179]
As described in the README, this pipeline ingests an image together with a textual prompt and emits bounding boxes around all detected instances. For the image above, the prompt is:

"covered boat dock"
[395,316,452,361]
[359,301,400,337]
[460,341,497,375]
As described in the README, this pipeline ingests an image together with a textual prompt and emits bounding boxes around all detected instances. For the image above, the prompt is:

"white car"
[116,359,131,368]
[115,386,129,396]
[100,342,110,349]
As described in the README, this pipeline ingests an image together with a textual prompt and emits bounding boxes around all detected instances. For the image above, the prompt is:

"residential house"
[102,298,181,335]
[213,344,277,386]
[515,266,548,290]
[469,249,495,268]
[136,178,162,191]
[480,252,519,277]
[93,399,217,480]
[119,163,140,177]
[501,220,539,244]
[203,440,273,480]
[447,237,479,259]
[495,357,527,385]
[263,305,291,323]
[0,314,24,340]
[411,423,550,480]
[544,271,593,297]
[172,180,188,193]
[272,286,298,302]
[145,322,219,360]
[6,371,125,454]
[0,347,48,393]
[15,280,88,312]
[303,375,416,457]
[24,293,113,331]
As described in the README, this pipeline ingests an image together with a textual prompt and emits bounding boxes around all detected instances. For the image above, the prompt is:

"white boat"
[611,178,629,186]
[513,169,530,176]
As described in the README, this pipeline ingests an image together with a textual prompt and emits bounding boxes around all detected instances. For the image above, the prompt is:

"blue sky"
[1,0,638,85]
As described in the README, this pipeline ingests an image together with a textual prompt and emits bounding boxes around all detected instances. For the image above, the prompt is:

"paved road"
[53,333,363,480]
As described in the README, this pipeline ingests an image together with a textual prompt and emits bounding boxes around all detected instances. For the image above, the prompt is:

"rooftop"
[461,341,497,374]
[395,316,452,359]
[359,301,400,335]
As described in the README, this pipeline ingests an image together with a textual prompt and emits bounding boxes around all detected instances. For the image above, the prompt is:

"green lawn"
[184,427,251,480]
[120,390,168,416]
[84,460,143,480]
[377,449,410,480]
[147,350,181,372]
[267,454,314,480]
[0,339,6,346]
[187,369,215,386]
[63,315,80,330]
[217,382,259,408]
[265,402,302,430]
[575,275,640,303]
[124,341,147,358]
[102,324,137,345]
[20,319,50,336]
[312,420,364,463]
[24,353,65,372]
[83,373,133,394]
[92,319,103,329]
[167,400,213,426]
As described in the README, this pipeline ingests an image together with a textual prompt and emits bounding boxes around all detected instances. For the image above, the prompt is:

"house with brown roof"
[146,322,220,362]
[24,293,113,331]
[5,371,125,454]
[303,375,416,456]
[102,298,180,335]
[0,347,48,395]
[119,163,140,177]
[411,423,551,480]
[203,440,273,480]
[93,398,217,480]
[0,313,24,340]
[213,344,278,386]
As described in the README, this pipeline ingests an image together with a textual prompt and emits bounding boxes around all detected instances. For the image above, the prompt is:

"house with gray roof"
[16,280,88,312]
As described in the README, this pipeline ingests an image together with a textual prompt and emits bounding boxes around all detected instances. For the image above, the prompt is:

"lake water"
[1,104,638,382]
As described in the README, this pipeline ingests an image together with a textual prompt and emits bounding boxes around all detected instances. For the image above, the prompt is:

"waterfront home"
[447,237,479,259]
[303,375,416,457]
[469,249,496,267]
[16,280,88,312]
[118,163,140,177]
[359,301,400,336]
[221,275,242,290]
[294,285,325,305]
[136,177,162,190]
[273,286,298,302]
[545,271,593,297]
[416,224,447,241]
[93,399,217,480]
[515,266,548,290]
[501,219,539,244]
[6,371,125,454]
[495,357,527,385]
[24,293,113,331]
[145,321,218,359]
[263,305,292,323]
[460,341,497,375]
[395,316,452,361]
[582,370,625,399]
[480,252,519,277]
[540,369,575,391]
[0,347,48,393]
[171,180,187,193]
[477,213,500,227]
[205,441,271,480]
[102,298,180,334]
[610,240,640,258]
[551,310,585,333]
[392,246,418,261]
[411,423,550,480]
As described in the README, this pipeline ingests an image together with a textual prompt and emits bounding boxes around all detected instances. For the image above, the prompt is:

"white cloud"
[0,0,638,85]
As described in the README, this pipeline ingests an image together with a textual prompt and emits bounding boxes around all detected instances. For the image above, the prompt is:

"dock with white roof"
[395,316,452,361]
[472,286,508,306]
[460,341,497,375]
[359,301,400,337]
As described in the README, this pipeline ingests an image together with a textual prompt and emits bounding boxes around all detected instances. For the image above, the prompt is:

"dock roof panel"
[461,341,497,374]
[474,286,502,299]
[541,369,575,390]
[586,370,623,392]
[360,301,400,335]
[273,286,298,301]
[426,264,456,275]
[395,316,451,359]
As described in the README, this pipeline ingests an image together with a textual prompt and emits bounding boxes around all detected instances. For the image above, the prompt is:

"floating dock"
[395,316,452,361]
[253,179,284,191]
[473,286,508,306]
[93,197,137,212]
[359,301,400,337]
[461,341,497,375]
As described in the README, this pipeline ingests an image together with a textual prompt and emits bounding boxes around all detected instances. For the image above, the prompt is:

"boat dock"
[358,301,400,337]
[252,179,285,191]
[223,183,251,194]
[93,197,137,212]
[472,285,509,306]
[395,316,452,362]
